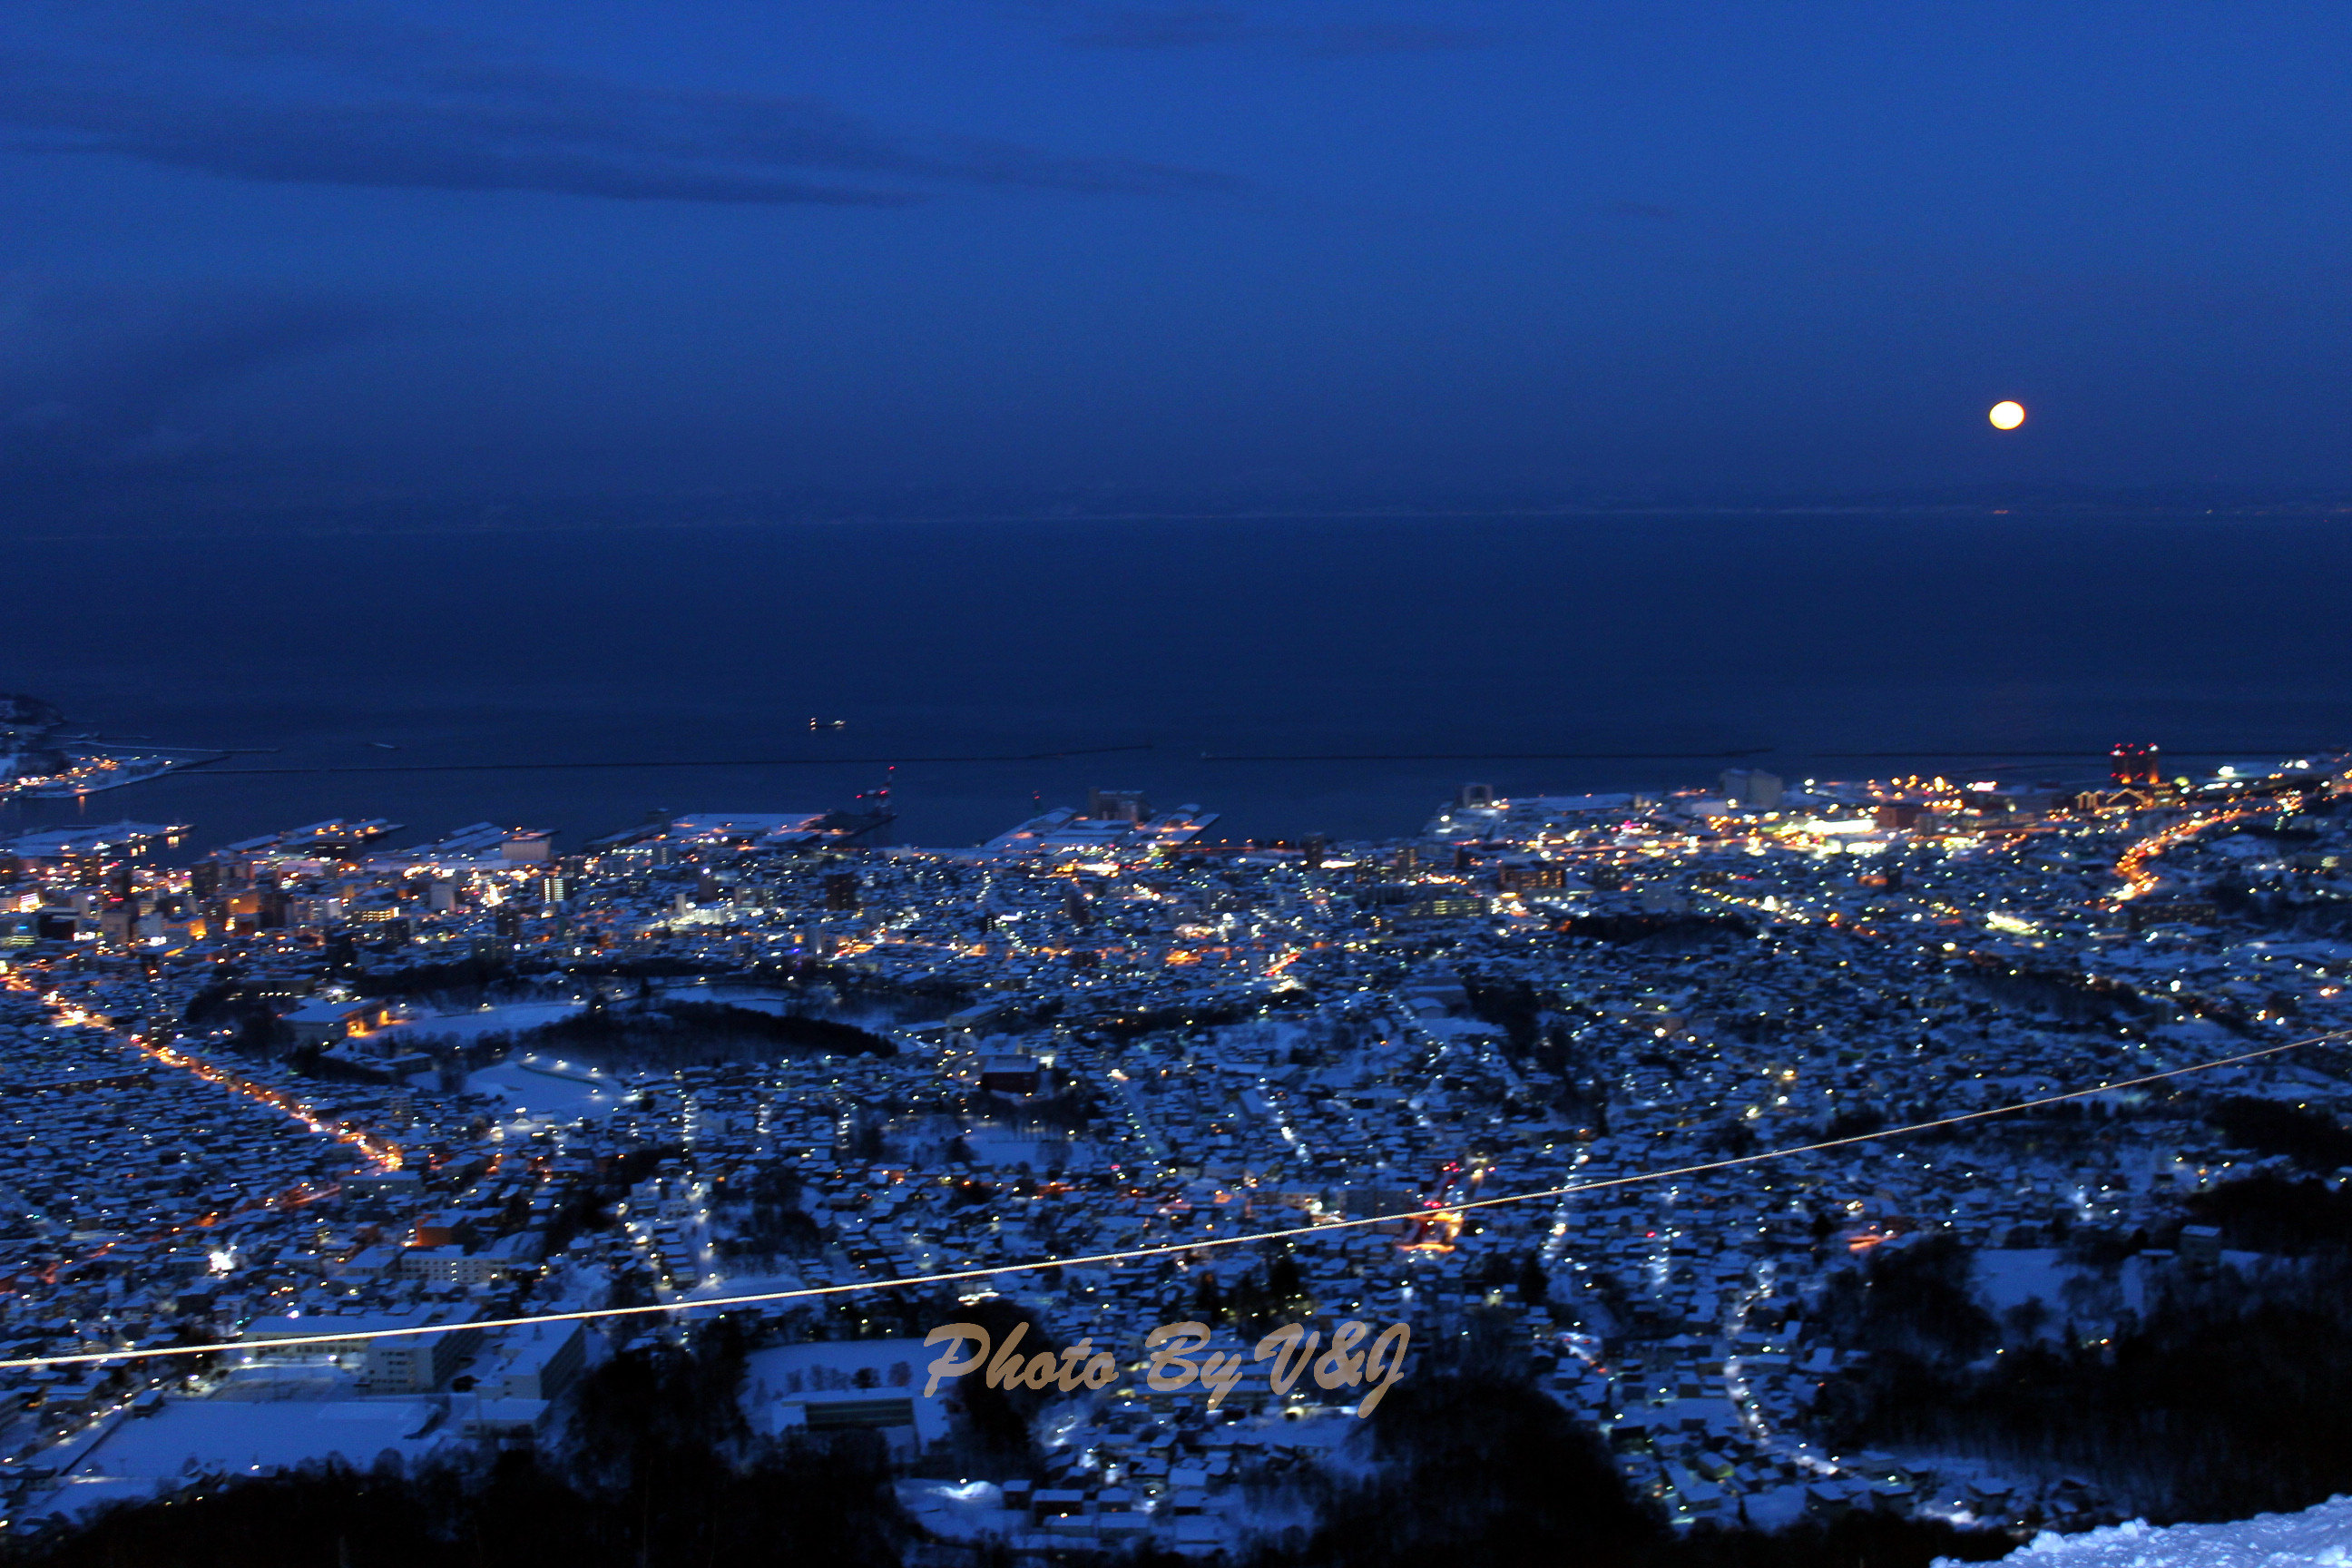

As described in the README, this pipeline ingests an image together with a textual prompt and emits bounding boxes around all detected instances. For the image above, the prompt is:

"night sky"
[5,0,2351,514]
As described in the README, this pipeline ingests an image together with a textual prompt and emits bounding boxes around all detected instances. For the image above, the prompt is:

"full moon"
[1988,400,2026,430]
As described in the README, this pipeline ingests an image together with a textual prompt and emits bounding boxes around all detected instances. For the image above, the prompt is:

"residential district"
[1,750,2349,1554]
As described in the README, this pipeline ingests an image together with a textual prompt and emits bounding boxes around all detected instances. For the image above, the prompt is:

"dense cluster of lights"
[2112,803,2274,903]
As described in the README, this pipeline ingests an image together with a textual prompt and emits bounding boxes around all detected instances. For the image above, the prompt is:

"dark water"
[5,513,2346,853]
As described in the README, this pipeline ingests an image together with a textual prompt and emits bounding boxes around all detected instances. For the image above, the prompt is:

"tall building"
[1720,768,1784,810]
[2111,743,2161,788]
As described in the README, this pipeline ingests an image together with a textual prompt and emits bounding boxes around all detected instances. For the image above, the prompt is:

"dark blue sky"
[5,0,2350,509]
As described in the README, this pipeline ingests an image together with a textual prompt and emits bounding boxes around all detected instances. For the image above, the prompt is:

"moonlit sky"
[5,0,2351,517]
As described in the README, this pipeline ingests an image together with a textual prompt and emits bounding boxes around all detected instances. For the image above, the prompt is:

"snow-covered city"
[0,750,2347,1564]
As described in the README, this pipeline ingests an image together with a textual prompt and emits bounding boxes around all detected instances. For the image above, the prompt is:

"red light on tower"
[2111,743,2161,788]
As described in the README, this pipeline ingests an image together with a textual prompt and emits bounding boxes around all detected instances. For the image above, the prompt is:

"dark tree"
[1518,1251,1553,1308]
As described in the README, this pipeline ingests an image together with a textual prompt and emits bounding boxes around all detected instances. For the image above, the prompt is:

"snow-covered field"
[959,1131,1081,1170]
[376,1000,621,1112]
[386,999,588,1043]
[1976,1249,2075,1315]
[34,1397,449,1521]
[1944,1495,2352,1566]
[459,1058,617,1116]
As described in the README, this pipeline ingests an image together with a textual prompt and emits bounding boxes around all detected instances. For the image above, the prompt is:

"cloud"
[0,1,1242,206]
[1058,4,1508,54]
[0,280,378,480]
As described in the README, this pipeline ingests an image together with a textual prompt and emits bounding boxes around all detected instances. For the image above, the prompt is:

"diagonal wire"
[1,1026,2338,1373]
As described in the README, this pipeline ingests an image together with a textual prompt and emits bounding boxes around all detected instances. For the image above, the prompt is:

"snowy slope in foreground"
[1940,1496,2352,1567]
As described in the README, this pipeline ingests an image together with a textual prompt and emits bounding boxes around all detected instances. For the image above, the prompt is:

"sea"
[4,510,2344,858]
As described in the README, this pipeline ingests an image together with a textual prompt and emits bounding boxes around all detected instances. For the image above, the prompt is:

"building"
[982,801,1219,858]
[1400,894,1486,921]
[395,1246,507,1285]
[2128,897,2217,931]
[1495,859,1568,893]
[1720,769,1784,811]
[2112,743,2162,787]
[280,996,397,1047]
[240,1316,397,1364]
[501,831,554,864]
[457,1396,553,1441]
[742,1338,949,1452]
[361,1312,486,1394]
[346,1168,424,1202]
[2177,1224,2224,1269]
[980,1054,1043,1095]
[238,1308,485,1394]
[481,1322,587,1401]
[1087,789,1150,823]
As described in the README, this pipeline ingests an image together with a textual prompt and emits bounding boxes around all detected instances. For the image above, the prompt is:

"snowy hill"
[1941,1496,2352,1566]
